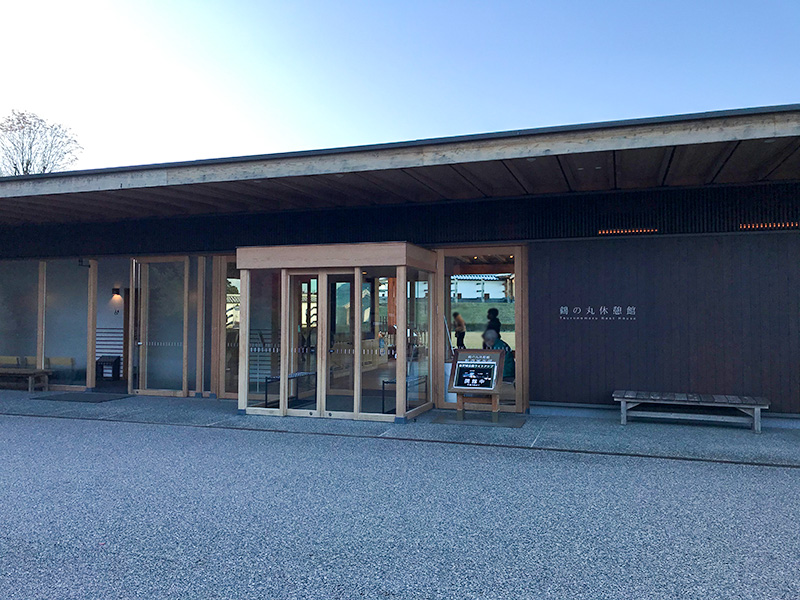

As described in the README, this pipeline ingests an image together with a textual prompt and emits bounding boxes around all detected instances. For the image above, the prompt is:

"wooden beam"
[182,256,190,397]
[37,261,46,370]
[237,269,250,411]
[354,267,363,416]
[195,256,206,395]
[86,259,98,388]
[395,266,407,418]
[127,259,136,394]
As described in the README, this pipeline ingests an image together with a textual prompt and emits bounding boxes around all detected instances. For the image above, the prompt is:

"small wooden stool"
[456,392,500,422]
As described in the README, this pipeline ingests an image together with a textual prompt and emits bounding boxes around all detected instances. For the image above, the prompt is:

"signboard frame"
[447,349,505,394]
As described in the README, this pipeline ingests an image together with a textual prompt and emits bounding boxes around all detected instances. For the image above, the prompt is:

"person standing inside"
[486,307,502,339]
[453,312,467,349]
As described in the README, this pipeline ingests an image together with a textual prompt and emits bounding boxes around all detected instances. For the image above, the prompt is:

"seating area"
[0,355,77,389]
[0,366,51,392]
[613,390,770,433]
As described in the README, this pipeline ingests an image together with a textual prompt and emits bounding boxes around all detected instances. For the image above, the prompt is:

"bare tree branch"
[0,110,82,176]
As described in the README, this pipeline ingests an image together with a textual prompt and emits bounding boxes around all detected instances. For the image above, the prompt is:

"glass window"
[359,267,397,414]
[407,268,431,411]
[44,260,89,385]
[225,261,241,395]
[0,260,39,368]
[248,269,282,407]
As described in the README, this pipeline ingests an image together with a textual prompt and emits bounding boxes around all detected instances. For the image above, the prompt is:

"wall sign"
[558,305,637,321]
[448,349,505,393]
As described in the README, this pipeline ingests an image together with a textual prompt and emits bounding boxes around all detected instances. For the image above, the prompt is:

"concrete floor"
[0,391,799,599]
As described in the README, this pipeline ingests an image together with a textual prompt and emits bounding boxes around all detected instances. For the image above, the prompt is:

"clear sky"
[2,0,798,171]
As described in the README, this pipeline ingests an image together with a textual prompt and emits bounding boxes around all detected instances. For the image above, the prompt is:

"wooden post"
[127,259,136,395]
[354,267,363,416]
[395,266,407,419]
[317,272,328,416]
[37,261,46,370]
[237,269,250,411]
[195,256,206,395]
[86,259,98,388]
[182,256,190,397]
[279,269,290,414]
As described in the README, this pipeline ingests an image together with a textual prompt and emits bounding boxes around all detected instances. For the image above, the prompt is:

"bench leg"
[753,407,761,434]
[28,375,34,393]
[620,400,627,425]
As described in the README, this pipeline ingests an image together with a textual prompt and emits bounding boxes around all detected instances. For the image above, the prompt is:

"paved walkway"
[1,390,799,467]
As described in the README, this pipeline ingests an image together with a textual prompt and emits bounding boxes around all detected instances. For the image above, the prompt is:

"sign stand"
[447,349,505,422]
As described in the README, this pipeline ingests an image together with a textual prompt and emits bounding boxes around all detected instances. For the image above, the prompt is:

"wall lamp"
[112,287,121,297]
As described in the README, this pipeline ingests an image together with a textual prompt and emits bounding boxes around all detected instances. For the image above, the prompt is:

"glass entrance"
[286,274,319,413]
[237,243,436,421]
[132,258,189,395]
[325,273,355,415]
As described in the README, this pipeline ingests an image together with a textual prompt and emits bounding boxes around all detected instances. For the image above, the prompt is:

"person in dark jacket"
[486,307,502,339]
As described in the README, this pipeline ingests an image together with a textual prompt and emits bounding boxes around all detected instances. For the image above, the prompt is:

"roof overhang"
[1,105,799,226]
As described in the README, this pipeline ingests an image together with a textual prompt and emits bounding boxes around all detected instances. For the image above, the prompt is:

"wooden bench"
[613,390,769,433]
[0,368,52,393]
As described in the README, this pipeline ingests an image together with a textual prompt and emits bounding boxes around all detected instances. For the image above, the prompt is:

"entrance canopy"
[1,105,799,226]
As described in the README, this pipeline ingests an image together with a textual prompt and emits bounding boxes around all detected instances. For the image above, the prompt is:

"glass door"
[132,257,189,396]
[325,273,355,416]
[286,273,319,414]
[284,270,356,417]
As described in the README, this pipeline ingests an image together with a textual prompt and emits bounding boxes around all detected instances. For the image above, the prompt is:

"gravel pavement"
[1,414,799,599]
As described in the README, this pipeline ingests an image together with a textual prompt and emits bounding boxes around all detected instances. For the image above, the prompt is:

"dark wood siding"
[529,232,800,414]
[0,181,799,259]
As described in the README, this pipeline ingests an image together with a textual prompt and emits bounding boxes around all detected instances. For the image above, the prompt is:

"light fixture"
[509,255,514,259]
[112,287,121,297]
[473,256,478,260]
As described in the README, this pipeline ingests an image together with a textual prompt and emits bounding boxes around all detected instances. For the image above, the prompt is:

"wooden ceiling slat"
[450,161,526,197]
[664,142,738,186]
[315,173,406,205]
[766,145,800,181]
[2,194,102,222]
[114,189,212,215]
[714,138,800,183]
[195,182,281,212]
[268,177,353,208]
[503,156,570,195]
[168,184,261,212]
[402,164,483,200]
[615,147,674,189]
[358,169,444,203]
[293,174,386,207]
[559,152,615,192]
[221,179,326,210]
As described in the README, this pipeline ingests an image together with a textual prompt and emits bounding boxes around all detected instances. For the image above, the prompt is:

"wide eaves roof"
[0,104,799,225]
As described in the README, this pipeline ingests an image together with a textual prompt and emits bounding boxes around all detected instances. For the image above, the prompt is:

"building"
[1,105,799,421]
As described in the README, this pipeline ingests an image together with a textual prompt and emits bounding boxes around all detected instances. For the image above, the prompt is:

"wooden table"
[0,368,52,392]
[613,390,770,433]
